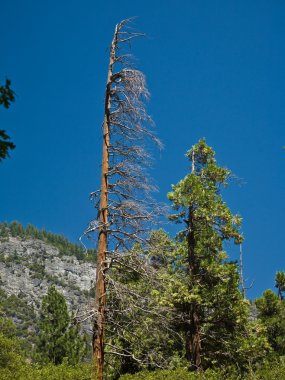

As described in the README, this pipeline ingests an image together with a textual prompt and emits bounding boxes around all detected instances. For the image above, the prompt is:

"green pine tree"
[166,139,254,370]
[0,79,15,162]
[256,288,285,355]
[38,285,86,365]
[275,271,285,300]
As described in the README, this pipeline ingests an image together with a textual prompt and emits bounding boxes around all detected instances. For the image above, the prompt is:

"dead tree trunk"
[85,19,161,379]
[239,243,246,299]
[92,27,117,380]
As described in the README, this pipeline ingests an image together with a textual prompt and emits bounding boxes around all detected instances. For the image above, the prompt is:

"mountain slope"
[0,222,96,347]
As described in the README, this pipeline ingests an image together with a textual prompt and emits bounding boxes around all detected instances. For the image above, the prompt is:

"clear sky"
[1,0,285,299]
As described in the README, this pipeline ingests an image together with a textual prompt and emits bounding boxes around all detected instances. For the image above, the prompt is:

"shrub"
[119,368,240,380]
[0,362,91,380]
[119,360,285,380]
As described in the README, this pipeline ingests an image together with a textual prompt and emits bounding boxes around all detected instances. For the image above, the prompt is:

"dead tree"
[239,243,245,299]
[84,19,162,380]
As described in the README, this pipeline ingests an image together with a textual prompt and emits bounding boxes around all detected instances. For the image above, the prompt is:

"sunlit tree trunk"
[86,19,161,379]
[92,25,118,380]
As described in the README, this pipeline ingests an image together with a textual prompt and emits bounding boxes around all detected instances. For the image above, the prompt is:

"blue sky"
[1,0,285,298]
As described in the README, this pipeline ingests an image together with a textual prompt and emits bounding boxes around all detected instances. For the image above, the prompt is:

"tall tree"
[275,271,285,300]
[84,19,161,379]
[256,287,285,355]
[38,285,86,365]
[167,139,244,370]
[0,79,15,162]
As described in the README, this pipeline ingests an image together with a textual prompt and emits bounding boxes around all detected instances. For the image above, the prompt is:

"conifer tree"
[275,271,285,300]
[0,79,15,162]
[38,285,86,365]
[167,139,244,370]
[256,287,285,354]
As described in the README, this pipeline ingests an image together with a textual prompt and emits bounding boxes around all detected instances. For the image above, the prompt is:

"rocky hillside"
[0,222,96,346]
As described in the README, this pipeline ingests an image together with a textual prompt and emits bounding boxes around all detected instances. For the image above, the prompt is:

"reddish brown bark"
[185,305,202,370]
[92,25,118,380]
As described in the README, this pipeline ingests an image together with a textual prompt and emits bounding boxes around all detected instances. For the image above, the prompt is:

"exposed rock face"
[0,235,96,331]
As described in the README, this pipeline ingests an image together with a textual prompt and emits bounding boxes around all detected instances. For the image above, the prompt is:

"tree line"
[1,234,285,379]
[0,221,96,261]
